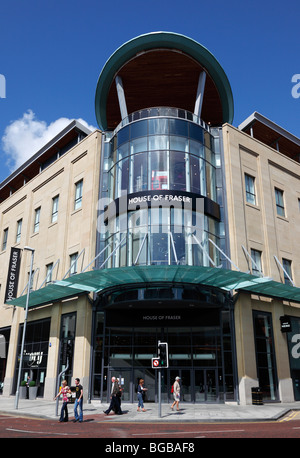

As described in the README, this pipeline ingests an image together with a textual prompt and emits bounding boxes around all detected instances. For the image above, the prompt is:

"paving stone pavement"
[1,396,300,422]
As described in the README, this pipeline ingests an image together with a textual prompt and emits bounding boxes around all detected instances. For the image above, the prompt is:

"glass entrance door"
[169,369,192,402]
[195,369,218,402]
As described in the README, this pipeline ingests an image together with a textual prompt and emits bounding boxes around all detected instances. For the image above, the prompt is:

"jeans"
[137,392,144,409]
[59,401,69,422]
[74,398,83,422]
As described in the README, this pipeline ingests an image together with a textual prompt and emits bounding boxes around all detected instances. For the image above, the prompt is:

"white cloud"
[2,110,96,172]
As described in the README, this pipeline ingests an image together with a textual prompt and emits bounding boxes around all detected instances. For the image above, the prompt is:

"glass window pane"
[245,174,256,205]
[130,120,148,139]
[170,152,186,191]
[130,137,147,155]
[190,140,204,157]
[115,158,129,197]
[149,118,169,135]
[117,125,129,146]
[132,153,148,193]
[170,135,188,152]
[190,156,201,194]
[150,151,168,190]
[189,123,204,143]
[149,135,168,151]
[116,143,129,161]
[275,188,285,216]
[150,233,168,264]
[169,119,188,136]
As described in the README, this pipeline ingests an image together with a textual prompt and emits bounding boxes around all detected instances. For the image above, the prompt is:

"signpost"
[15,247,35,410]
[152,342,169,417]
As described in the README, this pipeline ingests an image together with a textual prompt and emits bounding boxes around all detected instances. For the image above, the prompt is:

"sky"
[0,0,300,183]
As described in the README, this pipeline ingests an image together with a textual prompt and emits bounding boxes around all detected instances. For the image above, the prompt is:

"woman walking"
[171,376,180,411]
[137,379,147,412]
[54,380,71,422]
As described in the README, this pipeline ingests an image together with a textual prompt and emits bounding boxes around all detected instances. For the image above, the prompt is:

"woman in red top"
[54,380,71,422]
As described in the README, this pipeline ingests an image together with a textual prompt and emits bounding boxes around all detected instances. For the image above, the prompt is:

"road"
[1,411,300,440]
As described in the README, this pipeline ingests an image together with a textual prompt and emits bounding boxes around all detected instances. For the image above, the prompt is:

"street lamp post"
[15,247,35,410]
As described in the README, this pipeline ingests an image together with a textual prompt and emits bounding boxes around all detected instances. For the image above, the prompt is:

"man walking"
[103,376,122,415]
[73,378,83,422]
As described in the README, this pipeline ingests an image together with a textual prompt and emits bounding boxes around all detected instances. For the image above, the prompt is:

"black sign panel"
[280,315,292,333]
[4,247,21,303]
[106,308,220,328]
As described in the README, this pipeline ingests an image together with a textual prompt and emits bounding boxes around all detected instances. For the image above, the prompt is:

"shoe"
[142,408,146,412]
[73,419,78,423]
[137,407,140,411]
[103,410,109,415]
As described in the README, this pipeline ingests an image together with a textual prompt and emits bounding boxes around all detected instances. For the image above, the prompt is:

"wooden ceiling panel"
[106,50,223,130]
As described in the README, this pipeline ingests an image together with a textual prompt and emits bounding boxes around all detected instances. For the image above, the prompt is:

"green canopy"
[8,265,300,309]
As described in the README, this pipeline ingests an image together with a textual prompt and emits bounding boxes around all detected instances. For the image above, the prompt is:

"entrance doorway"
[108,367,219,403]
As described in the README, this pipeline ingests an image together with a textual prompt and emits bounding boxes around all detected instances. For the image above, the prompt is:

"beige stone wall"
[0,129,102,397]
[223,124,300,403]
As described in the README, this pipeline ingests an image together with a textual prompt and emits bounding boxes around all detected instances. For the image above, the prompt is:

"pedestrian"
[25,376,30,399]
[103,376,122,415]
[115,378,123,412]
[54,379,71,422]
[73,377,83,423]
[171,376,180,411]
[137,378,147,412]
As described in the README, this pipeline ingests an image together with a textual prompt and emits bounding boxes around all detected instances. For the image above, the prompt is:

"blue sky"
[0,0,299,183]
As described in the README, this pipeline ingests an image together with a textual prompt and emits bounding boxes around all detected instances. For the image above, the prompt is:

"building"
[1,32,300,405]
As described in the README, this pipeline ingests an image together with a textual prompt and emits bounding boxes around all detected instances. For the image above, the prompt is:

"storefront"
[14,318,50,397]
[91,280,237,404]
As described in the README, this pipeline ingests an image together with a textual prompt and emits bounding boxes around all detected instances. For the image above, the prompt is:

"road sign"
[152,357,160,368]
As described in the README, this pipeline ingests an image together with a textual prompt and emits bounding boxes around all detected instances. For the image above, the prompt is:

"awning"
[7,265,300,309]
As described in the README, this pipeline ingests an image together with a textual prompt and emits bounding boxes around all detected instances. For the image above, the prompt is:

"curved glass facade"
[107,112,216,201]
[102,109,220,269]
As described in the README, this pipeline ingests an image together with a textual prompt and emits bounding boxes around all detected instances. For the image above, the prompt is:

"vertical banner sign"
[4,247,21,303]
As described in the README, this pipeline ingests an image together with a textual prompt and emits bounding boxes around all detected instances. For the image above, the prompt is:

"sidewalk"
[1,396,300,422]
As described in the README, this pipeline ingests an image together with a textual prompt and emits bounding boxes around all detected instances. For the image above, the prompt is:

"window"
[46,263,53,284]
[2,228,8,251]
[69,253,78,276]
[250,249,262,276]
[16,219,22,243]
[51,195,59,223]
[275,188,285,217]
[282,258,293,285]
[253,311,278,401]
[34,207,41,233]
[74,180,83,210]
[245,174,256,205]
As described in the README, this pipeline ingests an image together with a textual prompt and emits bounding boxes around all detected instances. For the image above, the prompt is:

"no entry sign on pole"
[151,357,160,368]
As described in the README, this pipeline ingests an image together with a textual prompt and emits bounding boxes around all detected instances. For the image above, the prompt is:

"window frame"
[51,195,59,223]
[33,207,41,233]
[282,258,293,285]
[250,248,263,276]
[2,228,8,251]
[16,219,22,243]
[69,252,78,276]
[245,173,256,205]
[74,180,83,210]
[275,188,285,217]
